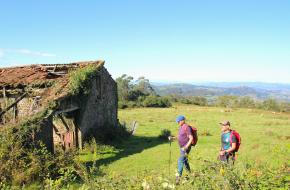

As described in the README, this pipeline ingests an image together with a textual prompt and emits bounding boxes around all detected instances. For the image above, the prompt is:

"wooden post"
[0,93,27,118]
[3,86,6,124]
[12,104,16,123]
[0,107,2,124]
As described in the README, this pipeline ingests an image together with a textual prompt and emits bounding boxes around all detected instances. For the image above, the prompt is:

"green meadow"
[77,104,289,189]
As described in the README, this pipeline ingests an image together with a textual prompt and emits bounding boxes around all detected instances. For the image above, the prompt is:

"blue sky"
[0,0,289,83]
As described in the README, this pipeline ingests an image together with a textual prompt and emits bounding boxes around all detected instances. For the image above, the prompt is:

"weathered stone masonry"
[0,61,118,152]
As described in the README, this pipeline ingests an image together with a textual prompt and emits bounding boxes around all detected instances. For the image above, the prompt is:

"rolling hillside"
[152,82,290,102]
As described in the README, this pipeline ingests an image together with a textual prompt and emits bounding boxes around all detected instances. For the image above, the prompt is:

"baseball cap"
[219,120,230,126]
[176,115,185,123]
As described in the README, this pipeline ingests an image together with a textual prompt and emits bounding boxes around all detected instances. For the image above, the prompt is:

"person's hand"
[181,147,187,151]
[219,150,225,156]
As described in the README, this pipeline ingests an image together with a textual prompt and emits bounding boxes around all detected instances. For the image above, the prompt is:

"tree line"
[116,74,290,112]
[116,74,171,108]
[166,94,290,112]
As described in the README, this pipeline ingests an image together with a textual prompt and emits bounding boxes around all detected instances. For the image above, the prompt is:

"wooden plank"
[58,114,70,131]
[41,64,78,71]
[54,106,79,115]
[12,104,17,123]
[52,125,61,137]
[48,71,67,76]
[0,92,27,117]
[3,86,6,124]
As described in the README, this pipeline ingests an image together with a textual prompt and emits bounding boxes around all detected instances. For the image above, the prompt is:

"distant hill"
[152,82,290,102]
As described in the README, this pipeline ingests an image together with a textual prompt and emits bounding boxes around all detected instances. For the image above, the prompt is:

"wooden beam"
[54,106,79,115]
[12,104,17,123]
[2,86,6,124]
[48,71,67,76]
[0,92,27,117]
[58,114,70,132]
[52,124,61,137]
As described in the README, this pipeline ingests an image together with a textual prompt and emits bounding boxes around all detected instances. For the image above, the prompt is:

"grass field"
[77,104,289,189]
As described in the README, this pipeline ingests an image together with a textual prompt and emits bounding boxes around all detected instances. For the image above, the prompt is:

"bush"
[118,101,128,109]
[262,99,281,111]
[143,96,172,108]
[216,95,239,108]
[0,108,81,188]
[0,133,79,187]
[158,129,171,140]
[199,130,213,136]
[68,64,101,96]
[178,96,208,106]
[238,96,256,108]
[61,161,289,190]
[192,96,208,106]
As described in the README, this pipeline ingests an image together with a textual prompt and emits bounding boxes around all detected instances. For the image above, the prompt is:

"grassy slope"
[81,104,290,179]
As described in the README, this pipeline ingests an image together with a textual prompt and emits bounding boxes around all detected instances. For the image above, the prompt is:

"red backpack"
[230,130,241,152]
[183,124,198,146]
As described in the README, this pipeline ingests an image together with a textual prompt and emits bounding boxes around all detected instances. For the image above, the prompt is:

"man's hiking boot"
[175,176,180,185]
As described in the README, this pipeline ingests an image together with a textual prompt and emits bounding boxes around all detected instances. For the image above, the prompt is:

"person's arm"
[168,134,179,141]
[221,134,237,154]
[225,143,236,153]
[182,135,193,151]
[168,136,176,141]
[227,133,237,153]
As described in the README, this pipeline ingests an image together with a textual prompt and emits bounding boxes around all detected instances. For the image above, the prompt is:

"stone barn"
[0,60,118,152]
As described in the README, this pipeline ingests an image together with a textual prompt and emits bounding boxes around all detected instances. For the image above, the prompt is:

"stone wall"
[78,67,118,138]
[1,65,118,151]
[0,96,41,124]
[34,118,54,152]
[52,66,118,149]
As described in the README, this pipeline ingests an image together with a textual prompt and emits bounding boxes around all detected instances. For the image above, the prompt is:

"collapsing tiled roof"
[0,60,104,87]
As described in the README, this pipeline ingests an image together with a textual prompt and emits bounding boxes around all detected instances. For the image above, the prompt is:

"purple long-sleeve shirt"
[178,124,193,147]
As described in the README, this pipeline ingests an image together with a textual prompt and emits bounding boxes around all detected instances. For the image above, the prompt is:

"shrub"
[0,106,80,188]
[118,101,128,109]
[216,95,239,108]
[63,161,289,190]
[0,132,79,187]
[199,130,213,136]
[262,99,281,111]
[191,96,208,106]
[158,129,172,140]
[68,64,101,96]
[143,96,172,108]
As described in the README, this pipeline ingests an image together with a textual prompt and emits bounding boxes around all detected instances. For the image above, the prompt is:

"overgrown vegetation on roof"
[68,64,102,96]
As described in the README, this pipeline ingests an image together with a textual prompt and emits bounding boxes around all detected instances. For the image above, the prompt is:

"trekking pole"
[169,140,172,176]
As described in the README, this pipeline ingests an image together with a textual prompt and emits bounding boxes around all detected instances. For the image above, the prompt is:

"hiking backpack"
[230,130,241,152]
[183,124,198,146]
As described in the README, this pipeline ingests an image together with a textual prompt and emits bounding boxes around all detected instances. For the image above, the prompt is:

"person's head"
[176,115,186,126]
[219,120,231,132]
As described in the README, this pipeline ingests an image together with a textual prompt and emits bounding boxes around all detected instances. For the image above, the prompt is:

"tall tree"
[116,74,134,102]
[134,76,155,96]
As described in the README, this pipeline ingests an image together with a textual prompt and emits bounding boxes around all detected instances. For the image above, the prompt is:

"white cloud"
[0,48,56,57]
[15,49,56,57]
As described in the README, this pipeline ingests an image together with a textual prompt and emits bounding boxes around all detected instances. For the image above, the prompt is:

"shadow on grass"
[85,135,167,170]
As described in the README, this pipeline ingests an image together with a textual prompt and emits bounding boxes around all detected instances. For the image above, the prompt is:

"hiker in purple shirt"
[168,115,193,184]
